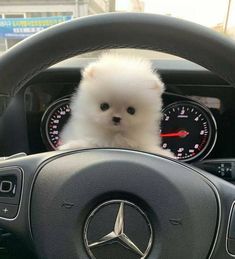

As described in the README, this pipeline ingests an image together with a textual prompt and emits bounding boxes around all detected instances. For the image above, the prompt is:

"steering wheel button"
[0,181,13,193]
[228,203,235,255]
[0,168,22,205]
[228,238,235,255]
[0,203,18,219]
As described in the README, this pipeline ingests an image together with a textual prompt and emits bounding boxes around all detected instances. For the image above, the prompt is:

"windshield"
[0,0,234,59]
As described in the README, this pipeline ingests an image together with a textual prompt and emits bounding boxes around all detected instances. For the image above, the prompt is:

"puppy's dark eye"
[127,107,135,115]
[100,103,110,111]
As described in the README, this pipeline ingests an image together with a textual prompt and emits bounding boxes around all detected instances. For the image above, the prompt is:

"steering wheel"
[0,13,235,259]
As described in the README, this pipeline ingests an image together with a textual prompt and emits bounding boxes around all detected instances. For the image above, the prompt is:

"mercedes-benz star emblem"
[84,200,153,259]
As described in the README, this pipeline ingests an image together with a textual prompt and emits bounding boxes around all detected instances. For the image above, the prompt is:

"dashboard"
[1,59,235,165]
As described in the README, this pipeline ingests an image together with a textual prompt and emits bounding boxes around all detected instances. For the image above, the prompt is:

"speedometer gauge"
[41,98,71,150]
[161,101,217,162]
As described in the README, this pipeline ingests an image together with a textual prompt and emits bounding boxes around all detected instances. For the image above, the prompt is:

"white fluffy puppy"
[59,54,173,158]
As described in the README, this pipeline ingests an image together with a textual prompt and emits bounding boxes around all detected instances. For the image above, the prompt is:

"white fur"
[59,54,174,158]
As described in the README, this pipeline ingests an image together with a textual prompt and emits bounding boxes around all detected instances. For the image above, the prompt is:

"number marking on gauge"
[41,98,71,150]
[161,101,217,162]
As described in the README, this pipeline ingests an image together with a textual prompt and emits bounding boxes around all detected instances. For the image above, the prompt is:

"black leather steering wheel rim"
[0,12,235,96]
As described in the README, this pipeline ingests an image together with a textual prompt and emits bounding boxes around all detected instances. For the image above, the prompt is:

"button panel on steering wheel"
[0,168,22,219]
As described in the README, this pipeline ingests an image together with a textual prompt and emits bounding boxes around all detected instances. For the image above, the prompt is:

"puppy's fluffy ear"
[151,73,165,94]
[155,78,165,94]
[82,63,97,79]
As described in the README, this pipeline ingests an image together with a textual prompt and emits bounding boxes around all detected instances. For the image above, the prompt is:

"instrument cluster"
[40,97,217,162]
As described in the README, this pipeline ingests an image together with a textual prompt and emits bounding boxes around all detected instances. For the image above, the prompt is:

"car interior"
[0,3,235,259]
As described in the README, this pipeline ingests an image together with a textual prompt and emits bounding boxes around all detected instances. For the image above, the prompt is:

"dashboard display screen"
[41,99,217,162]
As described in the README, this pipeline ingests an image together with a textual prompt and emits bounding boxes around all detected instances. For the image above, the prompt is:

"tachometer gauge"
[161,101,217,162]
[41,98,71,150]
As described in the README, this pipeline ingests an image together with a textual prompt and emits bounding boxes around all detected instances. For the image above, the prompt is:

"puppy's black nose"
[112,116,121,123]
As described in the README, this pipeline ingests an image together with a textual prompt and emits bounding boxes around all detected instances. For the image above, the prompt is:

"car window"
[0,0,234,59]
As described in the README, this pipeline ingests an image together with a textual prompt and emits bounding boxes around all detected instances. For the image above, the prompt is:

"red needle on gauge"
[161,130,189,138]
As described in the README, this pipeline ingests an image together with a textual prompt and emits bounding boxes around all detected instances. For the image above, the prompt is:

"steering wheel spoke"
[0,152,56,241]
[201,171,235,258]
